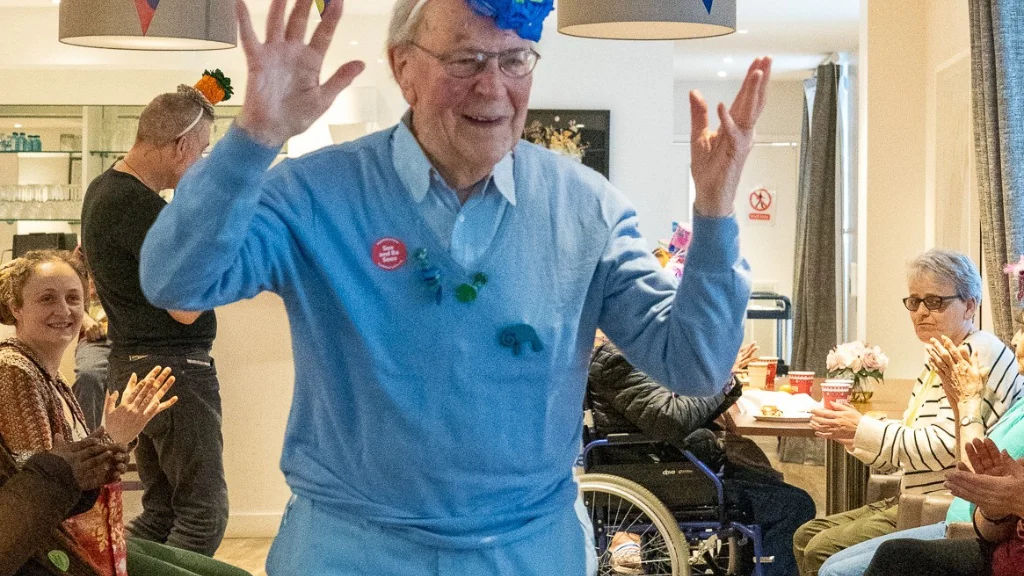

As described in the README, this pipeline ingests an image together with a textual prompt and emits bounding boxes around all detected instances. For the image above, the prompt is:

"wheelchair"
[578,413,768,576]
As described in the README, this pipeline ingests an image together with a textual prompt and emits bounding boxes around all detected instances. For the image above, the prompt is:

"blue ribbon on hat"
[467,0,555,42]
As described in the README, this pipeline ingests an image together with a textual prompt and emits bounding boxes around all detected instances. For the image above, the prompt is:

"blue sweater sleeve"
[596,196,751,397]
[140,125,306,310]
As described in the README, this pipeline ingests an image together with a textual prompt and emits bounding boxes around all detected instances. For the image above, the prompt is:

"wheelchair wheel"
[579,473,689,576]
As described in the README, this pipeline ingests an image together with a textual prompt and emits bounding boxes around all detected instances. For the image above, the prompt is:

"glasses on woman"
[902,295,961,311]
[410,42,540,79]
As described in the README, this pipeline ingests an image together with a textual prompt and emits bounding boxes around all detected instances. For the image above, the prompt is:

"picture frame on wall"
[522,109,610,179]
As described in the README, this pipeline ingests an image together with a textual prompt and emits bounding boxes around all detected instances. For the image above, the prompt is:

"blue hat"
[468,0,555,42]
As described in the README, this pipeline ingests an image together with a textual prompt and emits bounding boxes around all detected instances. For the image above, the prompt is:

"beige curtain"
[970,0,1024,341]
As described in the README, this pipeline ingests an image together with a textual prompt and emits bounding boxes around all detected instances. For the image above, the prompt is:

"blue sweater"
[140,125,751,548]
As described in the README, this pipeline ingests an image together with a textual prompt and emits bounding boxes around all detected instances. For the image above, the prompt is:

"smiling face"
[906,272,976,344]
[11,261,84,356]
[391,0,533,187]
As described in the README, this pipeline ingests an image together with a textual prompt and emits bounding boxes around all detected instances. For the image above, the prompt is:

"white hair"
[388,0,430,50]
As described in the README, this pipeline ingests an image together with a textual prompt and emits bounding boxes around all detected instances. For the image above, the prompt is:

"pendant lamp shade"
[558,0,736,41]
[60,0,236,51]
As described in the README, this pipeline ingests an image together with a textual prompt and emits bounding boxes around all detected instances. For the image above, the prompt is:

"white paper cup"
[749,361,770,389]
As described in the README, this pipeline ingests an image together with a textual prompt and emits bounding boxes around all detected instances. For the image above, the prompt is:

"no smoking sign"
[748,187,774,223]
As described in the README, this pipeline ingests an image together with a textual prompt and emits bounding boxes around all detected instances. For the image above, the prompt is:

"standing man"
[81,85,227,556]
[140,0,771,573]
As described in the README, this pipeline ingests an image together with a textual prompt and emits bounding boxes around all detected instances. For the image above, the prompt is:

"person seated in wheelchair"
[587,339,816,576]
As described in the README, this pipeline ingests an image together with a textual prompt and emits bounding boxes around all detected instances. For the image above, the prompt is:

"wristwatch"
[960,415,984,427]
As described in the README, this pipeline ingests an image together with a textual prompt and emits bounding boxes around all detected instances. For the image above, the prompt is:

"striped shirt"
[850,330,1024,495]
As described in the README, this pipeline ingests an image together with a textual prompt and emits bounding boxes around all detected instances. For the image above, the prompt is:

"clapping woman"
[0,251,249,576]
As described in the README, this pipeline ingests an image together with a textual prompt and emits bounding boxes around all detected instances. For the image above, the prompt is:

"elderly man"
[138,0,770,573]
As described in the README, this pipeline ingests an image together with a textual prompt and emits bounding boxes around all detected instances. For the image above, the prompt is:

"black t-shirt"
[81,169,216,353]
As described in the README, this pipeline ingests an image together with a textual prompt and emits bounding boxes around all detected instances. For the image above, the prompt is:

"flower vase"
[851,376,876,403]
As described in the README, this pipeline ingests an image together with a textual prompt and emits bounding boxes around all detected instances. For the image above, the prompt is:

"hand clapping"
[927,335,986,409]
[945,438,1024,521]
[103,366,177,445]
[50,428,130,491]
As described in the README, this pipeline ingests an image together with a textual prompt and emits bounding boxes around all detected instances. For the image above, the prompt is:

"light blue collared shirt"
[391,118,516,269]
[140,123,751,557]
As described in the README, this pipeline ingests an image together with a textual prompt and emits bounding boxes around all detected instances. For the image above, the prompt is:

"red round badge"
[372,238,408,271]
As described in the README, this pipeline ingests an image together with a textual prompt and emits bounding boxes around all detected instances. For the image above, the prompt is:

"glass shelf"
[0,200,82,222]
[0,151,81,157]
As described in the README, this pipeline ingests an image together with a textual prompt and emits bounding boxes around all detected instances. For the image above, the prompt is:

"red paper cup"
[821,380,852,410]
[759,357,779,391]
[789,371,815,395]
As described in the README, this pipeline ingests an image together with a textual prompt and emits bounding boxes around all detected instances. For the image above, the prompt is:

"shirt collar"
[391,111,517,206]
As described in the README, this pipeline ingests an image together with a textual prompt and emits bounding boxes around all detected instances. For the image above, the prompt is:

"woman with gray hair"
[794,249,1024,576]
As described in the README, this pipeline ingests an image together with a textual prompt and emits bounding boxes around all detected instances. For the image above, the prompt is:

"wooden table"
[724,380,913,515]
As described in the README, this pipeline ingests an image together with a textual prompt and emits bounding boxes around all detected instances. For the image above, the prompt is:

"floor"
[133,437,827,572]
[213,539,274,575]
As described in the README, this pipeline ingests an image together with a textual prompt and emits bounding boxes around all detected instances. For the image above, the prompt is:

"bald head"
[136,85,215,147]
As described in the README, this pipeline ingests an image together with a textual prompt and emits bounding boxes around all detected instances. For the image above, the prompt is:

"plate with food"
[753,405,812,423]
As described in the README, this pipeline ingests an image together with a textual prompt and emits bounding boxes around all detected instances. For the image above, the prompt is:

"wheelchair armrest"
[604,433,659,445]
[581,434,662,465]
[867,473,902,503]
[945,522,975,540]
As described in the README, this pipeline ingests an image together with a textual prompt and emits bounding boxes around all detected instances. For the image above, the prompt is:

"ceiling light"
[737,29,749,34]
[349,40,359,46]
[717,71,727,78]
[723,56,733,64]
[559,0,736,41]
[59,0,236,51]
[13,123,22,128]
[52,0,60,4]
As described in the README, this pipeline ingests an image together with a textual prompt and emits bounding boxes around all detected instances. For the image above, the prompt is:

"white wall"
[861,0,928,379]
[858,0,975,379]
[673,79,807,143]
[673,80,806,353]
[530,25,677,243]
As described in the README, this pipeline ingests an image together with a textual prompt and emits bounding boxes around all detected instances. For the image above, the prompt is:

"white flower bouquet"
[826,341,889,402]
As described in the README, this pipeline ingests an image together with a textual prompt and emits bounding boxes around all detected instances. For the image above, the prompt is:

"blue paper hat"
[468,0,555,42]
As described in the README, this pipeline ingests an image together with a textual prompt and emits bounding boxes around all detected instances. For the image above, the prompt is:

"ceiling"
[674,0,859,80]
[0,0,400,13]
[2,0,857,80]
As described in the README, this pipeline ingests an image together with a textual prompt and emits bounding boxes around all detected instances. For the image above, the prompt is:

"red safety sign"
[748,188,773,222]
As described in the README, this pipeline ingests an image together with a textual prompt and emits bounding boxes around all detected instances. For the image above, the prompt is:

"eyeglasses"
[410,42,540,79]
[902,295,961,311]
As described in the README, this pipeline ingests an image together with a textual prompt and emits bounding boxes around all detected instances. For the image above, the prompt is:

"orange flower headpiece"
[194,69,233,105]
